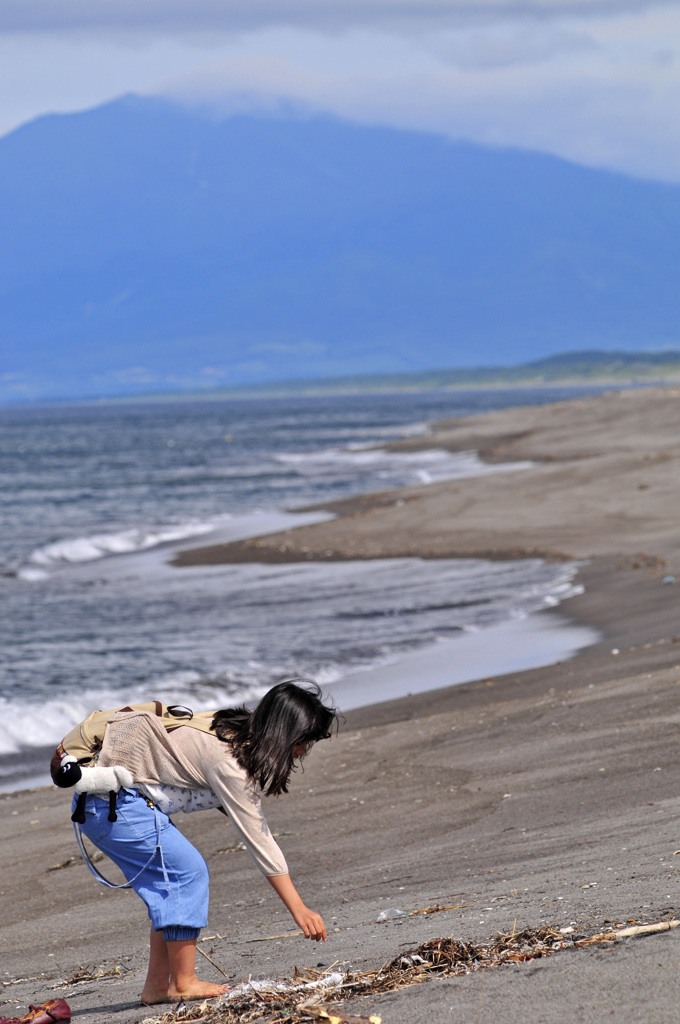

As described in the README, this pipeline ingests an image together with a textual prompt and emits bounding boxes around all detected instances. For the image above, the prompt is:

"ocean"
[0,387,603,790]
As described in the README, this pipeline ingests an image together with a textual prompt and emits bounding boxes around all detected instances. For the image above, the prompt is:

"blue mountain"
[2,94,680,399]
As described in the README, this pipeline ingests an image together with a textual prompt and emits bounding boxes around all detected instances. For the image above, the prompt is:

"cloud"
[429,24,598,69]
[1,0,680,185]
[0,0,669,36]
[152,6,680,184]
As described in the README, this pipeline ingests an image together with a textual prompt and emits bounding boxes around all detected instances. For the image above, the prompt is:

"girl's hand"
[292,905,327,942]
[267,872,328,941]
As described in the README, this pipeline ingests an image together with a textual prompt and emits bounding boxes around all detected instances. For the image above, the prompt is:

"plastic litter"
[400,954,427,966]
[376,908,407,922]
[219,972,344,1002]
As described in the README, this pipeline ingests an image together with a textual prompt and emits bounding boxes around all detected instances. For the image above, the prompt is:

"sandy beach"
[3,386,680,1024]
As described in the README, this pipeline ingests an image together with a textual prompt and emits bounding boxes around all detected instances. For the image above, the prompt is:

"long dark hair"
[211,680,340,796]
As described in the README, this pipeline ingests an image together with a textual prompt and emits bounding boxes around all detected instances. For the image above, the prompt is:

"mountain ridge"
[2,95,680,401]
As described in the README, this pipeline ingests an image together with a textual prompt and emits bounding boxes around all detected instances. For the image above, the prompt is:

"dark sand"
[3,388,680,1023]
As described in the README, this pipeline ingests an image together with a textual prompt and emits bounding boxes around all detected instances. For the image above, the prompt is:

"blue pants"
[74,789,209,940]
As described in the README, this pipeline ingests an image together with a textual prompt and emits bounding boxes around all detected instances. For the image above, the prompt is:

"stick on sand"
[196,944,230,979]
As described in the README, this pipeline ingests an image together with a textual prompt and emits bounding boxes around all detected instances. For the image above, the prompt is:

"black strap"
[71,789,119,824]
[167,704,193,719]
[107,790,118,822]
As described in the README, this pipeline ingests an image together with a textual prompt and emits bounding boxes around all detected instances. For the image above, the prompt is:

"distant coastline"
[215,350,680,398]
[8,348,680,407]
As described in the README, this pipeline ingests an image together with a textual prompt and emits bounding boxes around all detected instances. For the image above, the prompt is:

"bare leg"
[141,928,171,1005]
[141,928,229,1004]
[166,938,229,1000]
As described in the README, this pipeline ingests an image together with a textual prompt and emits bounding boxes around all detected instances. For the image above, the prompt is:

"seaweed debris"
[141,921,680,1024]
[56,964,128,987]
[140,925,569,1024]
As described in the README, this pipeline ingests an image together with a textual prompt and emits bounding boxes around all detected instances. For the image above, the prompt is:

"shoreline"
[5,386,680,1023]
[11,386,679,788]
[3,549,669,799]
[0,602,598,796]
[172,386,680,568]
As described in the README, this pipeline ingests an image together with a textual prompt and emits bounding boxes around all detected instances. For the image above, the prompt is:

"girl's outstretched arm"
[267,873,327,941]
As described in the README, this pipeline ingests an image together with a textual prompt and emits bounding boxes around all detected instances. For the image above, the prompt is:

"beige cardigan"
[97,710,288,877]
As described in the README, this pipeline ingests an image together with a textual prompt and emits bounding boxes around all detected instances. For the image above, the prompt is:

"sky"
[1,0,680,183]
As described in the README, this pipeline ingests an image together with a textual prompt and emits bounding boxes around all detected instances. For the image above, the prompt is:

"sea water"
[0,388,603,788]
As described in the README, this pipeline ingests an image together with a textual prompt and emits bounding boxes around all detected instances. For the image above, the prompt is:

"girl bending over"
[56,681,339,1005]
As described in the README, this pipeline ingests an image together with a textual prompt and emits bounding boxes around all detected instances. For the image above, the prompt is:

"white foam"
[19,446,528,578]
[30,521,217,567]
[0,609,593,760]
[0,678,271,757]
[0,690,118,756]
[277,446,531,485]
[17,567,49,582]
[1,557,592,773]
[20,510,335,580]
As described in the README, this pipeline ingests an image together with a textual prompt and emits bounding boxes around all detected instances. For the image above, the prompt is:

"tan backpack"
[51,701,216,786]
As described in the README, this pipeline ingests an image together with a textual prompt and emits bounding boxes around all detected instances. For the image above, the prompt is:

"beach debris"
[138,928,566,1024]
[375,909,407,922]
[663,576,676,585]
[213,842,246,856]
[399,955,427,967]
[2,977,52,990]
[196,947,229,981]
[139,919,680,1024]
[47,852,103,872]
[245,931,303,943]
[214,832,291,858]
[301,1009,381,1023]
[575,920,680,945]
[53,964,126,988]
[407,903,472,917]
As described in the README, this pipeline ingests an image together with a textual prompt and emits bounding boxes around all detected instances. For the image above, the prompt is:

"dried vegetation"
[141,924,596,1024]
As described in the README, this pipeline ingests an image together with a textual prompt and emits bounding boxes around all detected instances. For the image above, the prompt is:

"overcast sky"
[2,0,679,182]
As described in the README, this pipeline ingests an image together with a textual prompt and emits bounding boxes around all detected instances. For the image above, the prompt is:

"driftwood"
[615,920,680,938]
[246,931,304,943]
[576,919,680,946]
[196,947,230,980]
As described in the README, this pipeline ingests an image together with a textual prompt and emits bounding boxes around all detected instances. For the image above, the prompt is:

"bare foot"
[171,980,230,1002]
[141,989,174,1006]
[141,980,229,1005]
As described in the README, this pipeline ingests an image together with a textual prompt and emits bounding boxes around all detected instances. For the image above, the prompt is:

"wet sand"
[3,387,680,1023]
